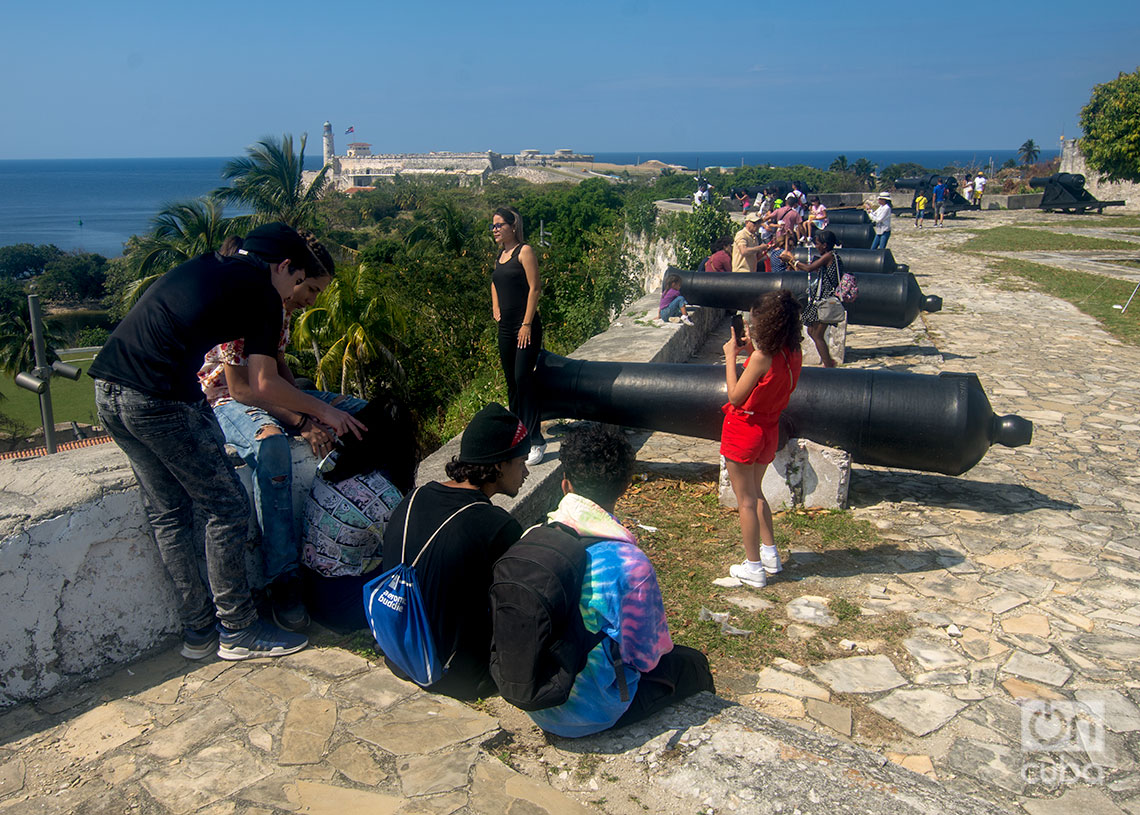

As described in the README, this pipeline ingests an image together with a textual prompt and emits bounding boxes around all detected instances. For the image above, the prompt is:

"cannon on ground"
[536,353,1031,476]
[791,247,908,275]
[818,221,874,248]
[676,269,941,328]
[895,174,975,216]
[1030,173,1125,214]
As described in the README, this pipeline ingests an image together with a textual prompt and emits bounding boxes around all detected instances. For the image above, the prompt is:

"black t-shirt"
[88,252,283,402]
[381,482,523,698]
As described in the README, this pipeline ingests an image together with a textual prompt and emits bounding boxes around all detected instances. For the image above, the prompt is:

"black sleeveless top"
[493,244,534,327]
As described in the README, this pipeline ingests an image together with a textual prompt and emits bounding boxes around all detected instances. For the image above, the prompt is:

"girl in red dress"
[721,291,803,588]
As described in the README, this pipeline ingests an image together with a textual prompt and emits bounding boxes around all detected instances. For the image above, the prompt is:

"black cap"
[242,222,317,271]
[459,403,529,464]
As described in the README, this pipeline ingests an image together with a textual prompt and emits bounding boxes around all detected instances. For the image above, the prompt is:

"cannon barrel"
[824,222,874,249]
[536,353,1032,477]
[676,269,942,328]
[792,247,908,275]
[1030,173,1086,190]
[823,209,870,225]
[894,175,936,190]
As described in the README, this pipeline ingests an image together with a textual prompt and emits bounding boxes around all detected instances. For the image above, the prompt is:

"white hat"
[877,191,892,201]
[744,212,763,223]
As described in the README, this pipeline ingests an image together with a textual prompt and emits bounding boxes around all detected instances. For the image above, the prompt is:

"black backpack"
[489,522,628,711]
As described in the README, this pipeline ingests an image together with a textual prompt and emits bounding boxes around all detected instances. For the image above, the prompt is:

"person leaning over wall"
[89,222,366,662]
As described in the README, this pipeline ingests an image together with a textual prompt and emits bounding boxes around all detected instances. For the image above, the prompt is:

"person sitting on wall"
[703,236,733,273]
[379,402,528,700]
[298,393,420,632]
[89,222,366,662]
[525,423,715,737]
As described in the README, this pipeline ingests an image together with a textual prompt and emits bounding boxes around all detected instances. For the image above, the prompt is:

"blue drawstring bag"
[363,489,477,687]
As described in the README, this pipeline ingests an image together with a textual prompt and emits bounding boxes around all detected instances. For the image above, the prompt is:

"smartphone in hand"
[731,314,746,346]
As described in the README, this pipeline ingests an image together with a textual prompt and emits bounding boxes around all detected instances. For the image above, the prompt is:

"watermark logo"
[1020,700,1106,787]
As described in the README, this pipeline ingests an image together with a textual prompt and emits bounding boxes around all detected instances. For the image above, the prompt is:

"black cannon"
[791,247,909,275]
[536,353,1032,476]
[676,269,941,328]
[819,221,874,249]
[895,174,975,215]
[1030,173,1125,214]
[823,208,870,225]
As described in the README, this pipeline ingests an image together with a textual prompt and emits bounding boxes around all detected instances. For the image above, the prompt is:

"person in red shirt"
[720,291,803,588]
[704,236,733,273]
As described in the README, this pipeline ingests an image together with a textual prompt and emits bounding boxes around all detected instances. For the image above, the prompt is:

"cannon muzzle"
[536,353,1031,476]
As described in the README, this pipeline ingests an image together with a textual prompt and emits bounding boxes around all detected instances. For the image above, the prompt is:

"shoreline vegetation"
[0,141,1100,453]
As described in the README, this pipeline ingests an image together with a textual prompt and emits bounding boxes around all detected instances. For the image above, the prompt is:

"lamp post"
[14,294,82,454]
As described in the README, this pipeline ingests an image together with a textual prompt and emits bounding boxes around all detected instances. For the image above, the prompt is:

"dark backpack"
[489,522,627,711]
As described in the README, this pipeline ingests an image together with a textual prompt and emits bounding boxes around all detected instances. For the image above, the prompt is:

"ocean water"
[0,150,1056,257]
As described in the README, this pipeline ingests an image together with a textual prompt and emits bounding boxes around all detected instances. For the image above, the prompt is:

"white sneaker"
[680,315,694,326]
[729,563,767,588]
[760,547,783,575]
[526,444,546,466]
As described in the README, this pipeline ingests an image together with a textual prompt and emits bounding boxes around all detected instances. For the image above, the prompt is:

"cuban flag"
[345,126,355,134]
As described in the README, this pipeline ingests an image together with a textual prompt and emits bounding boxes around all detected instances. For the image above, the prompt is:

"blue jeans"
[659,296,688,320]
[871,231,891,249]
[213,390,366,583]
[95,380,255,630]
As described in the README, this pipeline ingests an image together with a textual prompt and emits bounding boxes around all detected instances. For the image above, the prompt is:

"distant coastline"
[0,148,1059,256]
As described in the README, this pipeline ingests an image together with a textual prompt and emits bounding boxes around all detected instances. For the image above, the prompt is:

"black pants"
[614,645,716,729]
[497,316,543,446]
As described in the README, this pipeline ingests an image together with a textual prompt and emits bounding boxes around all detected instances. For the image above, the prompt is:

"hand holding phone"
[731,314,746,346]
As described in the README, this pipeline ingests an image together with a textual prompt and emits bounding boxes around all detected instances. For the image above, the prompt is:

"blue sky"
[1,0,1137,159]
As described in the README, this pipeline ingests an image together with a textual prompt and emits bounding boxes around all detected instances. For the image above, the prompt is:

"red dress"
[720,347,803,465]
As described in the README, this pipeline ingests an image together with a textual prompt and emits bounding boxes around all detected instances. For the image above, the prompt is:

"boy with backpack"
[491,424,714,737]
[376,403,528,699]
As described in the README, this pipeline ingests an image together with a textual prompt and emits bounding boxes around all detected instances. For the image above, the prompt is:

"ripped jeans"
[212,390,367,583]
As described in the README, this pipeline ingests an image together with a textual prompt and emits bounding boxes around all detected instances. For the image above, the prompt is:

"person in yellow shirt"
[914,193,928,228]
[732,213,766,273]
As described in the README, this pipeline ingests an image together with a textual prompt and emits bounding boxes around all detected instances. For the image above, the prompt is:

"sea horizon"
[1,147,1059,257]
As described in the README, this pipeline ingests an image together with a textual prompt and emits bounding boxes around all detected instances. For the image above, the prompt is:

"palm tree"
[829,155,850,173]
[291,259,408,397]
[214,133,330,230]
[0,310,59,378]
[852,157,876,190]
[1018,139,1041,179]
[118,197,241,312]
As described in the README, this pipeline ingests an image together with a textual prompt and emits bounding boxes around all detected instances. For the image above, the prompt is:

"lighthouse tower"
[322,121,334,166]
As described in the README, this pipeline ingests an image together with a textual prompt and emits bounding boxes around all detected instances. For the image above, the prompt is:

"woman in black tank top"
[491,207,545,465]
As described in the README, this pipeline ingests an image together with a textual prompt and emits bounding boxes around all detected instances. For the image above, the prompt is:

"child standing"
[721,291,804,587]
[914,192,927,228]
[659,274,694,325]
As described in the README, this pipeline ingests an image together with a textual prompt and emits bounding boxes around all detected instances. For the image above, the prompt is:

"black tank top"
[493,244,532,326]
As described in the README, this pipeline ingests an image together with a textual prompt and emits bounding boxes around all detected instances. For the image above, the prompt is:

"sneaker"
[760,547,783,575]
[526,443,546,467]
[729,562,768,588]
[269,574,310,632]
[680,315,694,326]
[217,619,308,661]
[180,622,219,660]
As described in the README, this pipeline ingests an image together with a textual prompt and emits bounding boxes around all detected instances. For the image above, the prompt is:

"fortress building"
[310,122,515,191]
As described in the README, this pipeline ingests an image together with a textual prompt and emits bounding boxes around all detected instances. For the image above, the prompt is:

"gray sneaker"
[217,619,308,661]
[180,622,219,660]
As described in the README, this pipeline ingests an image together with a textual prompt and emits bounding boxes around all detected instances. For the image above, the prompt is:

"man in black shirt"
[90,223,366,661]
[381,402,529,699]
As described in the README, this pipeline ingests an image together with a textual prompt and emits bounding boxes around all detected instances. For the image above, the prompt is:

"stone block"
[719,439,850,511]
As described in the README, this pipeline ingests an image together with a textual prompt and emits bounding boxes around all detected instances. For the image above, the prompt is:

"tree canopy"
[1080,68,1140,183]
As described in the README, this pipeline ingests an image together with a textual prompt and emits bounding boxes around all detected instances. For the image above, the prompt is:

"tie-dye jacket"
[528,493,673,737]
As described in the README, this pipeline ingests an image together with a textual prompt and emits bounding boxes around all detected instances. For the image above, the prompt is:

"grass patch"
[957,226,1139,252]
[617,475,911,687]
[1032,214,1140,229]
[988,258,1140,345]
[0,367,99,434]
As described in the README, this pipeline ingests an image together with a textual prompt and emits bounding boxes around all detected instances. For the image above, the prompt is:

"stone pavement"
[624,208,1140,812]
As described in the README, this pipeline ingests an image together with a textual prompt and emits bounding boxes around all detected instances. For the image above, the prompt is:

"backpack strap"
[400,487,481,567]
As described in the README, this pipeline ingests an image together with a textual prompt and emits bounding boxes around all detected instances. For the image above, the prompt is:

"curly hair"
[559,423,635,509]
[444,459,504,488]
[749,291,802,355]
[298,230,335,279]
